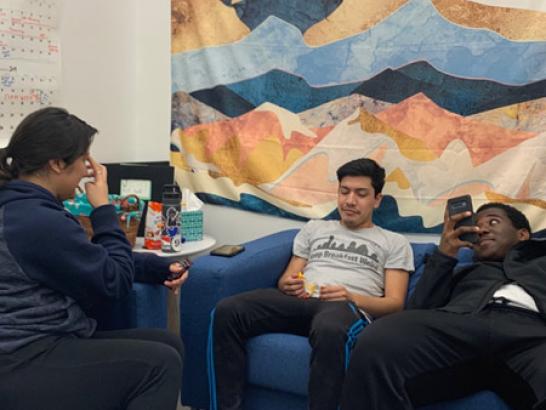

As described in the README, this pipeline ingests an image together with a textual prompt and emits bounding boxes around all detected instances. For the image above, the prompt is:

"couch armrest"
[179,229,298,408]
[88,282,168,330]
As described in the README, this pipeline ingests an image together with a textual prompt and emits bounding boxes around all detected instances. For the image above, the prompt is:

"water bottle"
[161,183,182,252]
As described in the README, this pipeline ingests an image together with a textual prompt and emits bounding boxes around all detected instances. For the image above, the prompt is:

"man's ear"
[48,159,66,174]
[373,193,383,209]
[518,229,531,241]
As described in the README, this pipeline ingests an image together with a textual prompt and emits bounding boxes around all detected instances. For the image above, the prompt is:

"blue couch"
[90,282,168,330]
[179,229,511,410]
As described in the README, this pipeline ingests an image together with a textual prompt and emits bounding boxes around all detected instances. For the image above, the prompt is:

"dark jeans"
[0,328,184,410]
[341,305,546,410]
[210,288,368,410]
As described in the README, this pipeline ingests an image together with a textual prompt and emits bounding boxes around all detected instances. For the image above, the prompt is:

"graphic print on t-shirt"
[309,234,381,272]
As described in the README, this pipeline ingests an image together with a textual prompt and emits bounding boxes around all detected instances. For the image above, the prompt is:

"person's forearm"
[133,252,171,284]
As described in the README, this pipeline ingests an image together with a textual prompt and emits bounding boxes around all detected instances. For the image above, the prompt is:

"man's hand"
[439,208,479,257]
[319,284,353,302]
[279,272,308,298]
[84,156,110,208]
[163,261,189,295]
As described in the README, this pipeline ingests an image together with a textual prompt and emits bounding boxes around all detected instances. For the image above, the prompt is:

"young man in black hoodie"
[341,202,546,410]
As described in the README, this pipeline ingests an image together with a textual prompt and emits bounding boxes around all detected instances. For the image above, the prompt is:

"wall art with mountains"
[170,0,546,233]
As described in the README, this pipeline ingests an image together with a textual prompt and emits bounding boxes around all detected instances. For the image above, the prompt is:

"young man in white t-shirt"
[211,158,414,410]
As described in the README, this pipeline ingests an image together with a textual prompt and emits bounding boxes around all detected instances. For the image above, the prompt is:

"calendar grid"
[0,0,61,144]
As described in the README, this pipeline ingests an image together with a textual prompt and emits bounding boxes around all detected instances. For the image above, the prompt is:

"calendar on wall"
[0,0,61,145]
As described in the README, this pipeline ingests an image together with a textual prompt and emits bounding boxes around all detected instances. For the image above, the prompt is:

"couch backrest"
[406,243,475,305]
[406,243,436,303]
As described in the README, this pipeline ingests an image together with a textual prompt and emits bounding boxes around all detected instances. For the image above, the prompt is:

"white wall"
[59,0,438,246]
[60,0,137,162]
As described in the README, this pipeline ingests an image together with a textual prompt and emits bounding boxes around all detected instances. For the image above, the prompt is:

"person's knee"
[350,321,409,365]
[140,328,185,362]
[310,319,347,343]
[152,342,184,380]
[162,330,184,357]
[214,294,249,327]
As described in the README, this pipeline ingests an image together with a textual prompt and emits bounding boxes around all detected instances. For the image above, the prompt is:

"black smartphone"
[447,195,478,243]
[168,257,191,280]
[210,244,245,257]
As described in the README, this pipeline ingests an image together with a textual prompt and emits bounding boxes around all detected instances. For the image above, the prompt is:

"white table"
[133,234,216,258]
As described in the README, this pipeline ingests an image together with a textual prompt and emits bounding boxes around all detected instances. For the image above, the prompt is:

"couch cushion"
[247,333,311,396]
[132,282,168,328]
[406,243,437,303]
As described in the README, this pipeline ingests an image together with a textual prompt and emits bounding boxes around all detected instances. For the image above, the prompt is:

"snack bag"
[297,271,317,296]
[144,201,163,250]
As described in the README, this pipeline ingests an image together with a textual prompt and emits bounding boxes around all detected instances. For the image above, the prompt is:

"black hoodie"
[0,180,171,353]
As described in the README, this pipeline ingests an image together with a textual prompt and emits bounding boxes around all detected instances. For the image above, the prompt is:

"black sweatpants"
[341,304,546,410]
[0,328,184,410]
[210,288,368,410]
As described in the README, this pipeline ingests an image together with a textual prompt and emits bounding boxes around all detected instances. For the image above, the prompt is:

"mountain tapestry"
[170,0,546,233]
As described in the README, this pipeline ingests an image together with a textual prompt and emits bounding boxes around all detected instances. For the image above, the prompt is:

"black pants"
[0,328,184,410]
[340,305,546,410]
[210,288,368,410]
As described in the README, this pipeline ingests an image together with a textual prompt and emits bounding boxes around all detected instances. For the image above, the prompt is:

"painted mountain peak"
[375,93,538,166]
[171,91,228,131]
[304,0,409,46]
[432,0,546,41]
[470,97,546,133]
[171,0,249,53]
[176,104,331,186]
[188,62,546,119]
[221,0,342,33]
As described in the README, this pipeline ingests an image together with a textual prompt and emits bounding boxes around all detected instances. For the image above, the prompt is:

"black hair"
[0,107,97,186]
[476,202,532,234]
[336,158,386,195]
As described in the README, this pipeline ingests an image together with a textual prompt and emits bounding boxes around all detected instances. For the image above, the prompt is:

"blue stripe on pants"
[207,308,217,410]
[344,303,370,370]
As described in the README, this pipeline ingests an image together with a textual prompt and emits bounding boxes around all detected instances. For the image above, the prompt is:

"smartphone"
[168,257,192,280]
[447,195,478,243]
[210,244,245,257]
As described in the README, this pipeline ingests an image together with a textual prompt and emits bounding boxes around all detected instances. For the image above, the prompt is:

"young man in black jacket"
[341,202,546,410]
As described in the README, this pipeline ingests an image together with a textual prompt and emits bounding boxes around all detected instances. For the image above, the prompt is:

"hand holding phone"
[447,195,478,244]
[168,257,191,280]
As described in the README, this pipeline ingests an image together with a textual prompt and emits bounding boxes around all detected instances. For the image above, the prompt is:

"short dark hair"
[0,107,96,186]
[336,158,385,195]
[476,202,532,234]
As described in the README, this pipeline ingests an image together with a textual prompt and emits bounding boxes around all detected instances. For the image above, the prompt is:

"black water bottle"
[161,183,182,252]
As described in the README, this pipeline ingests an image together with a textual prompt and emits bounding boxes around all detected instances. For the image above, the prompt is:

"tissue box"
[181,210,203,241]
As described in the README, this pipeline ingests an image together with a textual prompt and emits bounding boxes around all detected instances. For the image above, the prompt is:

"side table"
[133,235,216,334]
[133,234,216,257]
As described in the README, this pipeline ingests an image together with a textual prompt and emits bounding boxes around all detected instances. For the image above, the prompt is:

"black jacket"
[0,180,172,353]
[408,239,546,318]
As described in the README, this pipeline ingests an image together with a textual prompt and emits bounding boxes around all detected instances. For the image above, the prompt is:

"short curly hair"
[476,202,531,234]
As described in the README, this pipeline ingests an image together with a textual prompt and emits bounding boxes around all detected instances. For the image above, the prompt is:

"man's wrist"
[438,241,458,258]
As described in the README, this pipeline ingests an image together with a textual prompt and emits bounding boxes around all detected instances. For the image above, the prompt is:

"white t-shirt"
[293,220,414,298]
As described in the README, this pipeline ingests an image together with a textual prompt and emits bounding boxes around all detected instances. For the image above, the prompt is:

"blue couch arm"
[179,229,298,408]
